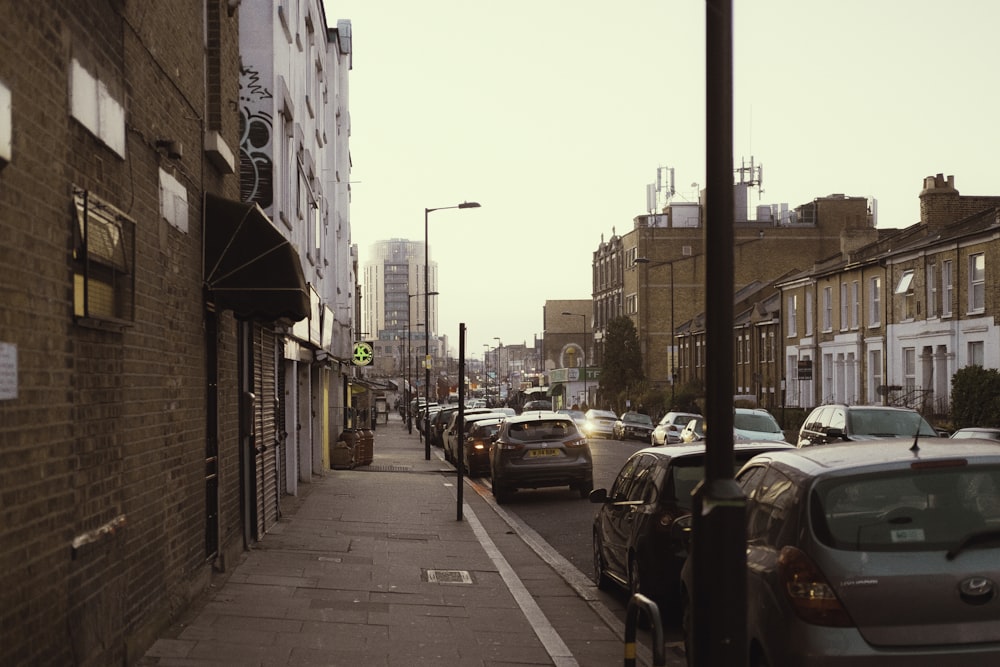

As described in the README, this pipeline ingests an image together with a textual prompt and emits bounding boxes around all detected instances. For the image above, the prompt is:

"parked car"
[613,411,655,441]
[679,417,705,443]
[521,399,553,412]
[489,412,593,504]
[582,409,618,439]
[951,427,1000,441]
[443,408,498,463]
[733,407,788,442]
[461,417,505,477]
[797,404,937,447]
[429,405,459,448]
[591,441,794,618]
[651,411,702,445]
[680,439,1000,666]
[680,416,751,444]
[556,408,587,428]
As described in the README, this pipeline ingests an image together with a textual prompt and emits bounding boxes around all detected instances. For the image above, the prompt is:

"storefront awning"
[547,383,565,397]
[203,192,309,322]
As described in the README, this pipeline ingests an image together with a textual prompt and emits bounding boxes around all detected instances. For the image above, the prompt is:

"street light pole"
[493,337,502,405]
[424,201,480,459]
[561,311,587,407]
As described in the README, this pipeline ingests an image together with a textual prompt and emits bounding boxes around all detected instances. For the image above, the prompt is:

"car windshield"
[734,413,782,433]
[847,409,937,437]
[813,465,1000,551]
[507,419,576,443]
[624,413,652,425]
[671,450,776,509]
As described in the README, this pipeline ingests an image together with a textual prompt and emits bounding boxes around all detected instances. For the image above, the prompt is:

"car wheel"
[576,478,593,499]
[592,532,612,591]
[492,477,511,504]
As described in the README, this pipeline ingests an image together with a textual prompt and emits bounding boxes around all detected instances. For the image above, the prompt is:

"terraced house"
[780,174,1000,415]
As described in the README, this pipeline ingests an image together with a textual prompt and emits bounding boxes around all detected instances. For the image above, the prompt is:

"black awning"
[204,193,309,322]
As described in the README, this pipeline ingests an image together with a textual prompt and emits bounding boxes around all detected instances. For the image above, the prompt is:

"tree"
[598,316,644,406]
[951,365,1000,428]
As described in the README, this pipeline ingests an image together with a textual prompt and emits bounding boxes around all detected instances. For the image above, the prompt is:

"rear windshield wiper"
[946,528,1000,560]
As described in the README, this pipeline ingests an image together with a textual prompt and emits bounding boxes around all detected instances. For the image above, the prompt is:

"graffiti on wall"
[239,66,273,209]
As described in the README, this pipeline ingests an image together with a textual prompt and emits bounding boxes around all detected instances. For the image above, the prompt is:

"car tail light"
[656,509,691,531]
[778,546,853,627]
[471,439,487,451]
[564,436,587,448]
[499,440,523,451]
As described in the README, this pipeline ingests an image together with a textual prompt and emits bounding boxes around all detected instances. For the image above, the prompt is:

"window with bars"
[72,188,135,324]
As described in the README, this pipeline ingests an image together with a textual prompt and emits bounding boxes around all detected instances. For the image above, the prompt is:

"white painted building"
[239,0,354,495]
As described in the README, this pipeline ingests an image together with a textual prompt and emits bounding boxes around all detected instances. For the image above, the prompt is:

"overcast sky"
[325,0,999,356]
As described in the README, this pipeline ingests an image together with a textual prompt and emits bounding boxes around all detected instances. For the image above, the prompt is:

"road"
[462,434,687,650]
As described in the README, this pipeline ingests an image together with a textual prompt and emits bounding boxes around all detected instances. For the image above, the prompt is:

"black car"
[462,417,505,477]
[489,412,593,504]
[590,441,794,617]
[612,411,655,441]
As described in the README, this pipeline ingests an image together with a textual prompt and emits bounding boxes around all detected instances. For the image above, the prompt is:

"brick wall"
[0,2,246,664]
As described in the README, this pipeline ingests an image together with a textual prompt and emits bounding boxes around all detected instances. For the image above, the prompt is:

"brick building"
[0,2,353,664]
[592,177,879,401]
[780,174,1000,414]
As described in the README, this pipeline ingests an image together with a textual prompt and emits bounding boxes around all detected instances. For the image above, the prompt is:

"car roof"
[587,409,617,417]
[631,441,795,460]
[470,417,505,428]
[751,438,1000,477]
[505,411,573,424]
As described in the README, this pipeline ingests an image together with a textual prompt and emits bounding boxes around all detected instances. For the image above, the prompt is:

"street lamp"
[635,257,676,406]
[482,343,490,401]
[561,312,588,407]
[425,201,480,458]
[408,291,436,439]
[493,337,502,405]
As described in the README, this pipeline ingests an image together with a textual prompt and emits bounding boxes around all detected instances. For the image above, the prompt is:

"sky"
[324,0,999,356]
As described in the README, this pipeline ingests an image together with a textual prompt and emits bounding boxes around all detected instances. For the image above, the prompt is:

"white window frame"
[787,294,797,337]
[805,290,814,335]
[822,286,832,332]
[941,260,954,317]
[968,253,985,312]
[869,276,881,327]
[926,262,937,317]
[851,280,860,330]
[840,283,848,331]
[969,341,985,367]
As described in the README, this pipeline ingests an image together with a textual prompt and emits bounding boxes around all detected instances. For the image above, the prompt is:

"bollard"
[624,593,666,667]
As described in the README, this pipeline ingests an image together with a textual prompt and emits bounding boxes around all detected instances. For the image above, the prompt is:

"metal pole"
[424,208,431,460]
[457,323,466,521]
[691,1,746,665]
[670,261,675,407]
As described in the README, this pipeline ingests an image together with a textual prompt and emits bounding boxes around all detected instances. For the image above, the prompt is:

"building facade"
[780,174,1000,415]
[0,2,353,664]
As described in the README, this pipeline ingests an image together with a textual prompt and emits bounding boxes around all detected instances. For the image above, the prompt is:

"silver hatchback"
[682,439,1000,666]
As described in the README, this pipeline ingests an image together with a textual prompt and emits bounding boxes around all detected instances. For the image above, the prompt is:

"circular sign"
[352,341,374,366]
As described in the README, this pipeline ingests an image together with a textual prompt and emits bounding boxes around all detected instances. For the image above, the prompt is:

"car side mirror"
[589,488,608,504]
[826,426,846,440]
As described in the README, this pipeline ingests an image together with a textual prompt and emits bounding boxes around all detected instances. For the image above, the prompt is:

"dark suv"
[797,404,937,447]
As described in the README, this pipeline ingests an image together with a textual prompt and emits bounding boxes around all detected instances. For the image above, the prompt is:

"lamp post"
[561,312,588,407]
[493,337,502,405]
[407,291,436,439]
[634,257,676,407]
[424,201,480,458]
[482,343,490,401]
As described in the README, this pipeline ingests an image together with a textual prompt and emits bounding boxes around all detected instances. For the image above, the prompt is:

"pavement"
[139,412,685,667]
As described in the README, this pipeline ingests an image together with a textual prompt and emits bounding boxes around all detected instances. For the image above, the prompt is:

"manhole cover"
[425,569,473,584]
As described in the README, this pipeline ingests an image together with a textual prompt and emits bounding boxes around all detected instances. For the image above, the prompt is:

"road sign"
[352,341,374,366]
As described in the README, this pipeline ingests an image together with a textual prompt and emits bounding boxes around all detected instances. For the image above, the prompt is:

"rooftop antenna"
[910,413,922,453]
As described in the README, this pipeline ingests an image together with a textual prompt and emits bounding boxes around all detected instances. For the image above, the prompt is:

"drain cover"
[425,569,473,584]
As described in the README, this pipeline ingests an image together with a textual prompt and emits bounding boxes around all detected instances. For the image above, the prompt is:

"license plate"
[528,448,559,458]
